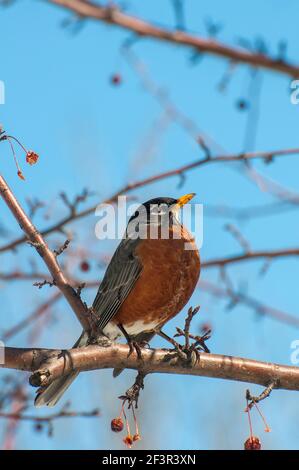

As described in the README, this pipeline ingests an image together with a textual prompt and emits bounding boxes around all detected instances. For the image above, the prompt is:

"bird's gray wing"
[92,237,142,331]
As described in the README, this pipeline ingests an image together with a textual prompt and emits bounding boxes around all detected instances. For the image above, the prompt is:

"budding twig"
[246,381,277,410]
[119,371,146,409]
[53,239,70,257]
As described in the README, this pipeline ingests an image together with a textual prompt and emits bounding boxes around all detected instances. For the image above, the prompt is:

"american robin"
[35,194,200,406]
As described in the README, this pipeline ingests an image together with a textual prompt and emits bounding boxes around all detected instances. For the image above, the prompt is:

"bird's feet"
[127,340,144,360]
[117,323,146,360]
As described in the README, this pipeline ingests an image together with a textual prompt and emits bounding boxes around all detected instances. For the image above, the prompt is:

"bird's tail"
[34,331,89,407]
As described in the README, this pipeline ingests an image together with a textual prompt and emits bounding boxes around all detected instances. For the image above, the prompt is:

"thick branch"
[48,0,299,77]
[1,147,298,254]
[0,175,93,332]
[2,344,299,392]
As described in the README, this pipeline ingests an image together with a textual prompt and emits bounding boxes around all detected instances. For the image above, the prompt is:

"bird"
[35,194,201,407]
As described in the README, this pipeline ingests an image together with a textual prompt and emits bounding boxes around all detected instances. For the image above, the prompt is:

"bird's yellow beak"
[176,193,196,207]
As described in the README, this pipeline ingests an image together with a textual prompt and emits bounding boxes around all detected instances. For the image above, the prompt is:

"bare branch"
[1,344,299,393]
[0,175,93,332]
[53,238,70,257]
[33,279,56,289]
[119,371,146,410]
[47,0,299,77]
[202,247,299,268]
[122,47,214,156]
[0,408,100,422]
[246,382,276,410]
[2,272,299,329]
[2,292,62,341]
[225,223,251,252]
[1,146,298,254]
[0,271,50,282]
[199,280,299,328]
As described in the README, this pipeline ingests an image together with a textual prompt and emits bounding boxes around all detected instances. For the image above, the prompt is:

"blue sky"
[1,0,299,450]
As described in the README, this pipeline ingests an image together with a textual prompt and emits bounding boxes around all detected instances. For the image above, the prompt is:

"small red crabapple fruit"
[80,260,90,272]
[26,151,39,165]
[110,73,122,86]
[111,417,124,433]
[244,436,261,450]
[17,170,25,180]
[123,435,134,448]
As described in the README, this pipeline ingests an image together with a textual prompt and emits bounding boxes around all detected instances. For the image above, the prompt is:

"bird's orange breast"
[112,224,200,332]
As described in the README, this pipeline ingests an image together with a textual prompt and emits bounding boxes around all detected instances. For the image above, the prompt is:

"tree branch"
[1,344,299,392]
[1,147,298,254]
[0,408,100,422]
[47,0,299,77]
[0,174,93,332]
[202,247,299,268]
[2,292,62,341]
[200,280,299,328]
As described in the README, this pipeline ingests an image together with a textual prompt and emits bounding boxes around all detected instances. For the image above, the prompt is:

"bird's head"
[127,193,196,233]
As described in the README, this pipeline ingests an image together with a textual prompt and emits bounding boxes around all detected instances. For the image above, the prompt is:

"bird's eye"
[150,204,168,216]
[152,208,164,216]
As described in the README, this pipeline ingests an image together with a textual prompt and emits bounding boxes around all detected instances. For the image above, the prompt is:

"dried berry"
[80,260,90,272]
[111,417,124,433]
[26,151,39,165]
[123,435,134,448]
[111,73,122,86]
[244,436,261,450]
[17,170,25,181]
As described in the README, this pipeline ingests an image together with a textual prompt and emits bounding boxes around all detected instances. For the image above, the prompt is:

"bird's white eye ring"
[150,204,168,216]
[151,208,166,215]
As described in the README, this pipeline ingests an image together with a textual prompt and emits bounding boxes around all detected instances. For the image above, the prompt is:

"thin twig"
[202,247,299,268]
[53,239,70,257]
[119,371,146,409]
[246,381,277,410]
[0,408,100,422]
[1,146,299,254]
